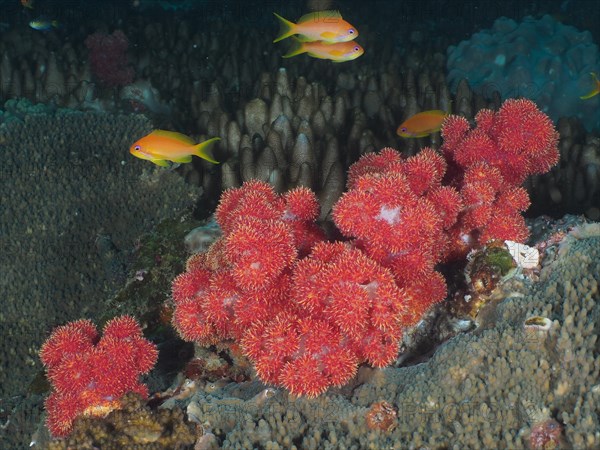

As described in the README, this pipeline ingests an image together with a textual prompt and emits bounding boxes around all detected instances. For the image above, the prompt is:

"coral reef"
[179,219,600,449]
[0,3,598,448]
[46,392,197,449]
[447,14,600,131]
[169,98,560,400]
[85,30,135,88]
[0,11,597,217]
[40,316,158,436]
[0,112,202,449]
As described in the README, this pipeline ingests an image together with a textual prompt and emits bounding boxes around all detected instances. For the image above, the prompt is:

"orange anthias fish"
[396,110,449,138]
[130,130,220,167]
[580,72,600,100]
[273,10,358,43]
[283,38,364,62]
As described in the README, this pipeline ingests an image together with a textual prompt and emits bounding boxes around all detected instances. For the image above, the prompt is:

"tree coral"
[170,98,559,398]
[171,181,438,397]
[40,316,158,437]
[440,98,559,257]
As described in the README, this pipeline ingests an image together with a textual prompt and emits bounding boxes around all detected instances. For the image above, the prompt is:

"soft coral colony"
[39,97,559,437]
[39,316,157,437]
[171,98,559,397]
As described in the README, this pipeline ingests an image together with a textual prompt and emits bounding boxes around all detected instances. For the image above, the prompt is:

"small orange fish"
[283,38,363,62]
[130,130,220,167]
[396,110,449,138]
[21,0,34,9]
[273,10,358,43]
[580,72,600,100]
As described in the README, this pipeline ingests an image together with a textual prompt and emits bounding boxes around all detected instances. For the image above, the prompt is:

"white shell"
[505,240,539,269]
[524,316,552,331]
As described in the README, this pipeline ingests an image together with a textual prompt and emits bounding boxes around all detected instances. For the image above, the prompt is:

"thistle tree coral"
[39,316,157,437]
[169,98,560,398]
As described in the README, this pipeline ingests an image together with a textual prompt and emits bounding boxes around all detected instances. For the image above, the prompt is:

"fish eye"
[401,127,407,132]
[349,29,354,34]
[134,145,141,151]
[354,46,360,52]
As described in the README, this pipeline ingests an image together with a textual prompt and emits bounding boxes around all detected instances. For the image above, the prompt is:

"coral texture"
[172,179,426,397]
[182,218,600,449]
[85,30,135,87]
[40,316,158,437]
[47,392,196,450]
[441,98,559,257]
[446,14,600,131]
[171,98,559,398]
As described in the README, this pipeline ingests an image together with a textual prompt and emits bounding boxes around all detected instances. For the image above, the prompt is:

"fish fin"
[151,129,195,145]
[580,73,600,99]
[273,13,296,43]
[283,37,306,58]
[170,155,193,163]
[328,49,345,57]
[151,159,171,167]
[192,137,220,164]
[295,34,314,42]
[320,31,338,41]
[298,10,342,23]
[580,89,599,100]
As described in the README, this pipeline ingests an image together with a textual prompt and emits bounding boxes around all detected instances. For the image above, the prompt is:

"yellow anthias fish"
[396,110,449,138]
[283,38,364,62]
[273,10,358,43]
[580,72,600,100]
[130,130,220,167]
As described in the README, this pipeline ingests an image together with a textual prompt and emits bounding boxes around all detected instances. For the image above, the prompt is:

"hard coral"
[47,392,196,450]
[40,316,158,437]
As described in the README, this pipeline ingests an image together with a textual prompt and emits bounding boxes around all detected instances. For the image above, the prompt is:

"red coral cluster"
[39,316,157,437]
[333,147,458,291]
[170,98,559,398]
[440,98,559,258]
[172,181,427,396]
[84,30,134,87]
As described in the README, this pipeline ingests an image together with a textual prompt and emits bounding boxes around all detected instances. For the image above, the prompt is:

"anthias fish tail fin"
[273,13,295,43]
[193,137,220,164]
[283,37,306,58]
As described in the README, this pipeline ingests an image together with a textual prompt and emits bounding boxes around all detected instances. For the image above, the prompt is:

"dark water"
[0,0,599,449]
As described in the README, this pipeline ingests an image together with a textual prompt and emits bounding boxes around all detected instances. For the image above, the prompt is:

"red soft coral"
[40,316,157,437]
[84,30,134,87]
